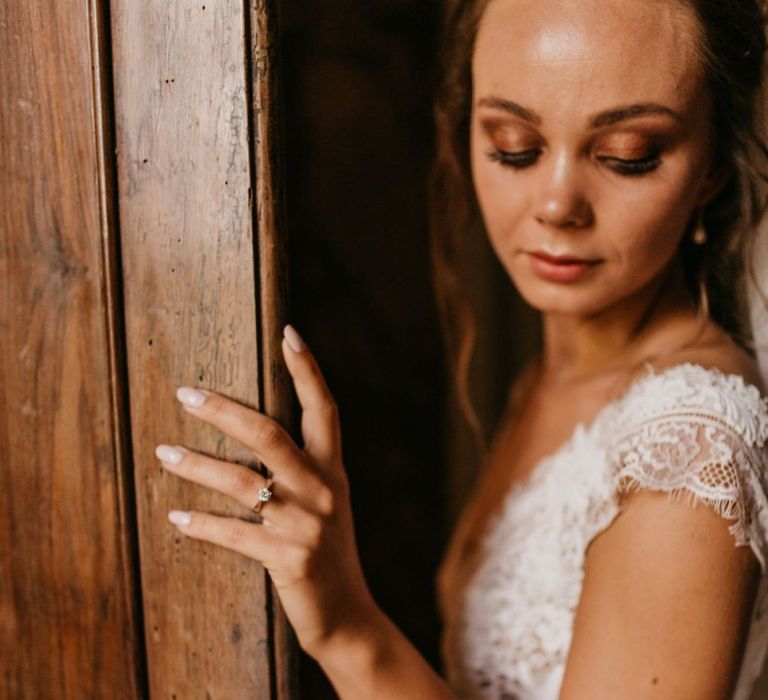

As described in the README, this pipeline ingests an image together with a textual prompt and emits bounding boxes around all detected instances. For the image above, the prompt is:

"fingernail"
[284,324,306,353]
[155,444,184,464]
[177,387,207,407]
[168,510,192,526]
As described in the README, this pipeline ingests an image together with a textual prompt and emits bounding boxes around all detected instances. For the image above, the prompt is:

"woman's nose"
[533,153,593,229]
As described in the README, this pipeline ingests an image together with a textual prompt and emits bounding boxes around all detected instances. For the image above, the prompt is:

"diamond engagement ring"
[252,477,273,513]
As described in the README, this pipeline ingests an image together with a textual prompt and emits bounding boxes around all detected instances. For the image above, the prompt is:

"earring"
[692,209,707,245]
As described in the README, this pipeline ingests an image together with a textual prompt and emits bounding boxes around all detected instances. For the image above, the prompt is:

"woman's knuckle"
[253,419,282,449]
[314,485,335,516]
[320,399,339,420]
[177,450,196,472]
[304,515,324,548]
[226,521,250,547]
[187,511,205,532]
[207,396,227,421]
[231,467,258,494]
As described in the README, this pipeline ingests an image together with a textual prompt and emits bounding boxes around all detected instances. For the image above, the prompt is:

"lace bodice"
[440,362,768,700]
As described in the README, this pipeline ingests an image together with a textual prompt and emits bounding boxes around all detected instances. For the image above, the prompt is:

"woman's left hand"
[155,324,378,657]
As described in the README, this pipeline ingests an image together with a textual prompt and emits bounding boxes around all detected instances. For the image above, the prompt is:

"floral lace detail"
[441,363,768,700]
[607,364,768,571]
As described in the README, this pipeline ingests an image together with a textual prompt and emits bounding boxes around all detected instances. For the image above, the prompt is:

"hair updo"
[428,0,768,447]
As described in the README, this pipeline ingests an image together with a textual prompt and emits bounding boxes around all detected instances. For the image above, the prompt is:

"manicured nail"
[284,324,306,353]
[155,444,184,464]
[177,387,207,407]
[168,510,192,526]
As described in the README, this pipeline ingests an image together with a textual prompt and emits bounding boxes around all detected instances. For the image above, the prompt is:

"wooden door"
[1,0,296,697]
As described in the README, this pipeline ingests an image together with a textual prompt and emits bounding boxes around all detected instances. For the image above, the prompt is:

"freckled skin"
[470,0,723,319]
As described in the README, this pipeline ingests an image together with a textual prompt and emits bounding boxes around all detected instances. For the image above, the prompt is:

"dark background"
[280,2,448,695]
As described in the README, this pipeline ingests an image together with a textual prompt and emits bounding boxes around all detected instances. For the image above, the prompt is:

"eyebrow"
[476,96,685,128]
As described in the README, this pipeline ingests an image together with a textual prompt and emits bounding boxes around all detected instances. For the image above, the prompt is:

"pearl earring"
[692,210,707,245]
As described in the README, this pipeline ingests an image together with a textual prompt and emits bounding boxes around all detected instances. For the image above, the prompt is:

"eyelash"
[485,148,662,176]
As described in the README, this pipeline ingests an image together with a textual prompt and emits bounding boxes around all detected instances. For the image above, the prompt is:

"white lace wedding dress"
[440,362,768,700]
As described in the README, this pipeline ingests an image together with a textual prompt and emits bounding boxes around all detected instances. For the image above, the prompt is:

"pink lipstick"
[527,251,601,283]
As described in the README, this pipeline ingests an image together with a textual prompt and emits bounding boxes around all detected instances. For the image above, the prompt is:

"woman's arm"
[559,488,760,699]
[308,603,457,699]
[158,324,457,698]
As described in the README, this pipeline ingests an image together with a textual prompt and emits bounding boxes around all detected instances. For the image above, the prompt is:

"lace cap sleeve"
[604,363,768,573]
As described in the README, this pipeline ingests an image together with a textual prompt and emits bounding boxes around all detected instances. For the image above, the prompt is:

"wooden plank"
[0,0,145,697]
[110,0,283,695]
[247,2,299,698]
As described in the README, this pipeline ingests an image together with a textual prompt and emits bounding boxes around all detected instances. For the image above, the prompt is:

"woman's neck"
[539,256,699,387]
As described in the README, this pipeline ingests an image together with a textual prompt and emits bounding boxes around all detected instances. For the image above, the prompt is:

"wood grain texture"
[110,0,290,696]
[247,1,299,698]
[0,0,145,697]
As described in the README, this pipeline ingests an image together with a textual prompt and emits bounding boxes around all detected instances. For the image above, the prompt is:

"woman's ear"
[696,158,733,207]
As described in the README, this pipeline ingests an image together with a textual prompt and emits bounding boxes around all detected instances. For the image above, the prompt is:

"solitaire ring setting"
[252,476,274,513]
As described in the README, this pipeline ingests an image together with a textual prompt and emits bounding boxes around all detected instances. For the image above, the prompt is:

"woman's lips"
[526,251,602,283]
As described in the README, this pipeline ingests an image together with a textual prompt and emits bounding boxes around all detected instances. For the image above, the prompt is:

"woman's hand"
[155,324,379,657]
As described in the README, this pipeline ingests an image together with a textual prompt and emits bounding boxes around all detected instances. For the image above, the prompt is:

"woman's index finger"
[281,328,341,467]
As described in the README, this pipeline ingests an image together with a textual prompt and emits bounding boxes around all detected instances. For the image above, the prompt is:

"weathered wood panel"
[0,0,145,697]
[110,0,289,696]
[248,2,299,698]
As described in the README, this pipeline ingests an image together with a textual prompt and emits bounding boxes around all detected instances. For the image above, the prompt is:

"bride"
[156,0,768,698]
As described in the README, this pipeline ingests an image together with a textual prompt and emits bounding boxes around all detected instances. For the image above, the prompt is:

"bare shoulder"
[645,318,764,394]
[559,320,765,698]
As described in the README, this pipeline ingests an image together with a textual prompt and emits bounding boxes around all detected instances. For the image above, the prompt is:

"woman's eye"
[485,147,662,175]
[598,152,662,176]
[486,148,540,169]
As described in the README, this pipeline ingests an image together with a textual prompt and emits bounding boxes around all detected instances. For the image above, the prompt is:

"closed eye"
[486,148,540,169]
[598,152,662,176]
[486,148,662,176]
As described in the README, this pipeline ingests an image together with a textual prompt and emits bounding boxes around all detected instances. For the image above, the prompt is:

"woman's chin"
[512,278,615,317]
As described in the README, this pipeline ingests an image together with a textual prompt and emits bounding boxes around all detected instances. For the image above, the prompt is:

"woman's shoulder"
[646,328,765,395]
[601,337,768,570]
[595,331,768,463]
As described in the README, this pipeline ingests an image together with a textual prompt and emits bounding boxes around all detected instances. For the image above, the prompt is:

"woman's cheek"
[474,162,509,216]
[476,180,527,251]
[610,223,682,291]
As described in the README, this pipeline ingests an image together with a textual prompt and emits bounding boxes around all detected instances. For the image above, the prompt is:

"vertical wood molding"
[87,0,150,694]
[247,1,298,698]
[1,0,144,696]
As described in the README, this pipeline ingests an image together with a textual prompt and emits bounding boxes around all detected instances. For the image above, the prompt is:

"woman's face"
[470,0,723,316]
